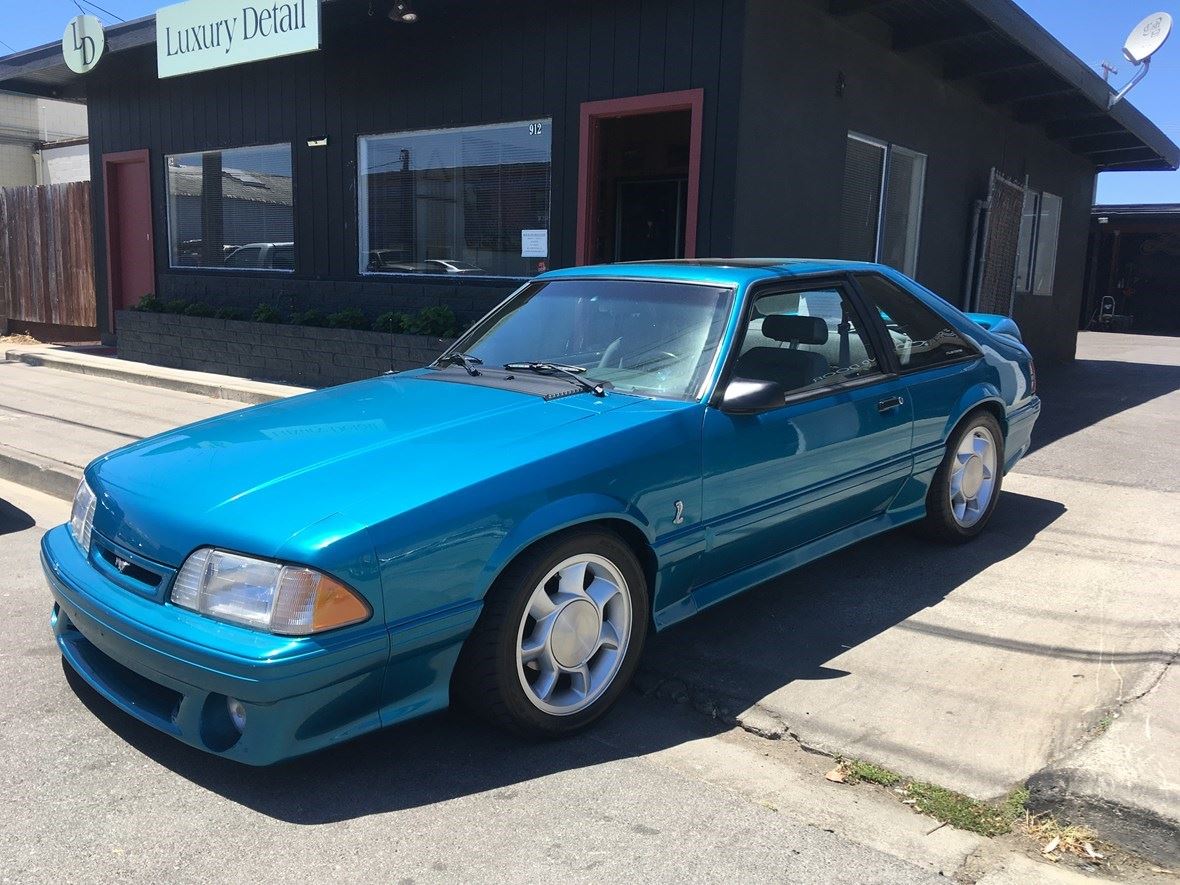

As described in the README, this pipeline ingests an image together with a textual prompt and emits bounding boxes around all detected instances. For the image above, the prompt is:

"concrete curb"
[0,443,81,502]
[4,348,309,405]
[1025,767,1180,869]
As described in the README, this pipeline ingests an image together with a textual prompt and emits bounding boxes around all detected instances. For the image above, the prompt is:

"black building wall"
[85,0,745,338]
[732,0,1096,362]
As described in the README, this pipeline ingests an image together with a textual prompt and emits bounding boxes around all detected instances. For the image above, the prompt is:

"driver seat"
[734,315,830,392]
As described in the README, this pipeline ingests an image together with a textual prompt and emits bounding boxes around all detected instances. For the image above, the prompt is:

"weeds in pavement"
[1022,811,1107,863]
[827,760,1029,837]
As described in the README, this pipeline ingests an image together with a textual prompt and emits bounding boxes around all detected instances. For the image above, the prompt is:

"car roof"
[538,258,886,287]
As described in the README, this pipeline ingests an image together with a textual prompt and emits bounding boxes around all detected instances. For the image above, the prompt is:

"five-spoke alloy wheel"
[453,529,648,736]
[922,410,1005,543]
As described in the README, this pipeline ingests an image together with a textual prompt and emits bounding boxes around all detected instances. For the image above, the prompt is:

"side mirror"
[719,378,785,414]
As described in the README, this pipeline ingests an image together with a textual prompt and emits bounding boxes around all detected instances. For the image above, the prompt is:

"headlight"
[171,548,370,635]
[69,479,96,553]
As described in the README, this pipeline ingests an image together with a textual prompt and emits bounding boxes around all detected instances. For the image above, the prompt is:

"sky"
[2,0,1178,204]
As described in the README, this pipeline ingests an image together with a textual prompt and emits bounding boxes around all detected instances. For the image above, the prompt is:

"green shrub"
[183,302,215,318]
[252,303,283,324]
[214,307,246,321]
[289,309,328,327]
[374,311,408,334]
[132,293,162,313]
[327,307,371,331]
[406,305,457,337]
[163,299,190,315]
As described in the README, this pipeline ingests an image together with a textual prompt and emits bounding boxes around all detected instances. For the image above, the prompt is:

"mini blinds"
[358,120,552,277]
[838,134,926,277]
[165,143,294,270]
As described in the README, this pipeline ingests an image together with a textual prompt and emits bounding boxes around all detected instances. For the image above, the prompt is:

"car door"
[850,272,985,472]
[696,278,914,591]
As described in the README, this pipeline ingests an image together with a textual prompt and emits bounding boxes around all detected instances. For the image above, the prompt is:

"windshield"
[451,279,735,400]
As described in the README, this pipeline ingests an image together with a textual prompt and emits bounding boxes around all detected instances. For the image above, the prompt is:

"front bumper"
[41,525,389,765]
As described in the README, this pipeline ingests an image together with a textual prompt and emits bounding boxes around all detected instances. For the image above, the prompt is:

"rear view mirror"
[720,378,785,414]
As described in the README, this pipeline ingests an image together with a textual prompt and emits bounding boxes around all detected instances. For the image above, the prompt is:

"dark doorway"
[576,90,703,266]
[615,177,688,262]
[102,150,155,329]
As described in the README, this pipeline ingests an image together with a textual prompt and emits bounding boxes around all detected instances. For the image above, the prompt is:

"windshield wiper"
[503,362,606,397]
[439,352,483,376]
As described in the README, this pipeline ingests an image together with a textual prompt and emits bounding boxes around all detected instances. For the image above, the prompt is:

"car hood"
[88,374,639,566]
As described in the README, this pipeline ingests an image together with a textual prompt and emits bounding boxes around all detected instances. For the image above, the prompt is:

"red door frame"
[102,149,154,331]
[575,88,705,266]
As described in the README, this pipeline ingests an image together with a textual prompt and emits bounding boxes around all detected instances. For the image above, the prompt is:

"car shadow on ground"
[63,487,1066,824]
[0,499,36,536]
[1032,358,1180,450]
[639,489,1069,715]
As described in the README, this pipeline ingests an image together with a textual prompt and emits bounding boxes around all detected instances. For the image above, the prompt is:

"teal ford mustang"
[41,260,1040,763]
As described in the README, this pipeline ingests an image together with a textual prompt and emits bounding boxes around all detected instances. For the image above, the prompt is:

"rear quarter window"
[855,274,978,371]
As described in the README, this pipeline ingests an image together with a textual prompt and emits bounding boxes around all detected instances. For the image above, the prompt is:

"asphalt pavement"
[0,479,1052,885]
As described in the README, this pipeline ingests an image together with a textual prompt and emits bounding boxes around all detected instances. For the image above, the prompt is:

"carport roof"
[0,0,1177,172]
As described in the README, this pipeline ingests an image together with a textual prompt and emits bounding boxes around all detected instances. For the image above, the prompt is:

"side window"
[734,286,881,395]
[269,245,295,270]
[855,274,978,371]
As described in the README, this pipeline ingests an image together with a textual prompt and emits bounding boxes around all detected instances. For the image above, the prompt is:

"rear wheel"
[921,411,1004,543]
[453,529,649,736]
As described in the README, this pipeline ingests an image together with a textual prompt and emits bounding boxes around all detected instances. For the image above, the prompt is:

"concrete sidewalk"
[5,344,310,406]
[0,359,255,499]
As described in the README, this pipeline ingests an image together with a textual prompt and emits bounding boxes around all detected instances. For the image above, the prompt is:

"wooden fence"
[0,181,96,329]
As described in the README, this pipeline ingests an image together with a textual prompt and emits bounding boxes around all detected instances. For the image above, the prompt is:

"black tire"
[452,528,649,737]
[920,410,1005,544]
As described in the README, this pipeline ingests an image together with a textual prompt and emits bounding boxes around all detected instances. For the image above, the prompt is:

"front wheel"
[921,411,1004,543]
[452,529,649,737]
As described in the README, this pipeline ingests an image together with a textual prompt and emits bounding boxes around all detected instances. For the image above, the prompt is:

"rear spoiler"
[965,312,1023,343]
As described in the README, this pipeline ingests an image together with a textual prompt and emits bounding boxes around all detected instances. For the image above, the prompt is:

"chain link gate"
[970,169,1025,316]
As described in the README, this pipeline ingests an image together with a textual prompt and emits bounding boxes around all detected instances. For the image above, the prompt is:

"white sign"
[521,229,548,258]
[156,0,321,79]
[62,15,105,74]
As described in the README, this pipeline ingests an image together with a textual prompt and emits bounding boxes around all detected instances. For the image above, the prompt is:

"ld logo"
[63,15,105,74]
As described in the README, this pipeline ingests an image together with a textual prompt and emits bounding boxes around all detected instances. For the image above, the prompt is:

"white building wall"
[39,143,91,184]
[0,90,88,187]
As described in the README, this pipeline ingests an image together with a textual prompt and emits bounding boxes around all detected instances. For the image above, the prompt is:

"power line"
[0,37,16,52]
[79,0,127,23]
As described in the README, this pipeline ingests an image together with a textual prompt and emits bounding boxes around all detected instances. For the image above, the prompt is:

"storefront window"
[165,143,294,270]
[358,120,552,277]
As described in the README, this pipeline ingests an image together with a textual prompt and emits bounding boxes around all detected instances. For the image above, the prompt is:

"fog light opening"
[227,697,247,734]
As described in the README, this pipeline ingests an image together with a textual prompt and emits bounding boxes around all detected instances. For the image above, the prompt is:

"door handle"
[877,396,904,413]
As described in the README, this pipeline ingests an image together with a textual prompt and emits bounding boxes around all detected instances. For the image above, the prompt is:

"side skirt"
[654,504,927,630]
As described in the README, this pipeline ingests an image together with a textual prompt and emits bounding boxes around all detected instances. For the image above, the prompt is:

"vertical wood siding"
[0,182,96,328]
[84,0,745,336]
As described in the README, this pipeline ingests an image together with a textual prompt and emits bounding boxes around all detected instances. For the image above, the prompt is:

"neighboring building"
[0,0,1176,365]
[1084,204,1180,336]
[0,89,88,185]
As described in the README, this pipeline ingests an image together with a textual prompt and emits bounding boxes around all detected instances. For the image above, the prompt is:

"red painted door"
[103,151,154,325]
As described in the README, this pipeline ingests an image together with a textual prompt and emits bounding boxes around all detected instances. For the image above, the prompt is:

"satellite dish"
[1123,12,1172,65]
[1110,12,1172,106]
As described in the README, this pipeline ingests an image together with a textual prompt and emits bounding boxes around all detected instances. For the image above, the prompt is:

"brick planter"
[115,310,456,388]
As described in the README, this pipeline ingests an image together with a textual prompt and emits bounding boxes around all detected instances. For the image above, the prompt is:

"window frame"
[708,274,897,412]
[842,133,927,276]
[163,141,296,275]
[849,271,982,376]
[1014,188,1062,297]
[356,118,554,281]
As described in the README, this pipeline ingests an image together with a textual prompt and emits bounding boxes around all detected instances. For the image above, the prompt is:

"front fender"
[479,493,653,596]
